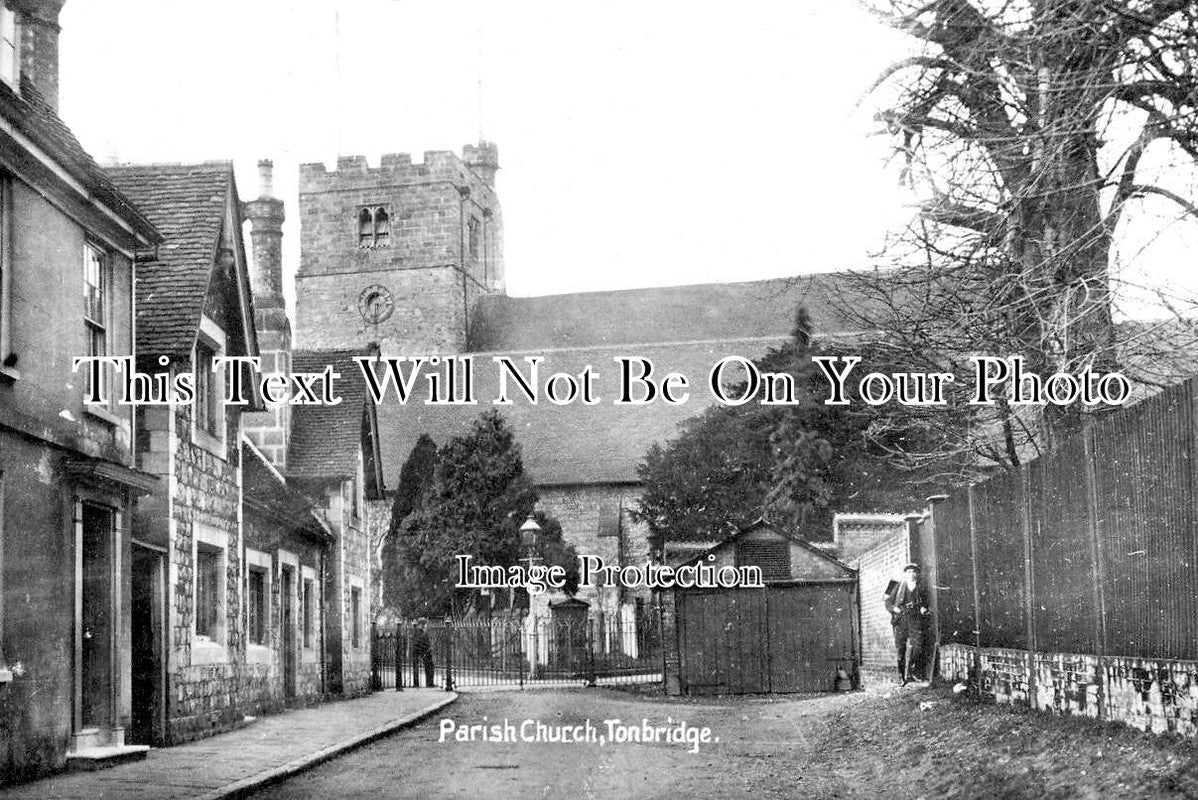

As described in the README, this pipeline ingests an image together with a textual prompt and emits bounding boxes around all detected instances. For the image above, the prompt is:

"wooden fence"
[933,376,1198,661]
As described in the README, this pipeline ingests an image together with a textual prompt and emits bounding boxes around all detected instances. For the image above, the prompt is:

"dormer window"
[357,205,390,248]
[0,8,17,90]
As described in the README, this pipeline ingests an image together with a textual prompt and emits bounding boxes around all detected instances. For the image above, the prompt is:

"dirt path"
[249,685,1198,799]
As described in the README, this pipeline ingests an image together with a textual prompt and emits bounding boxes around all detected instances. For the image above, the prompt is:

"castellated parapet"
[295,144,504,356]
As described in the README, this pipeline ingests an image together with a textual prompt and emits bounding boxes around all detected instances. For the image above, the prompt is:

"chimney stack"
[13,0,65,112]
[241,158,291,469]
[243,159,285,298]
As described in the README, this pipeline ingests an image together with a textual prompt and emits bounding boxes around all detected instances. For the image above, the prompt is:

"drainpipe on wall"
[457,185,470,345]
[319,547,327,697]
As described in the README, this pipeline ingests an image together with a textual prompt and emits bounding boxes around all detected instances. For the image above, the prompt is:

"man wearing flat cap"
[884,563,929,685]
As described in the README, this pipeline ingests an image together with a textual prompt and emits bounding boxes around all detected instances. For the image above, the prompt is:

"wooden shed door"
[678,584,857,694]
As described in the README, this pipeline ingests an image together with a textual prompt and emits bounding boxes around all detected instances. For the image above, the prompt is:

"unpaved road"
[249,685,1198,799]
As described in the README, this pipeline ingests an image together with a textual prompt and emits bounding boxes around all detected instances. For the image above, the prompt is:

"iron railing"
[372,609,664,691]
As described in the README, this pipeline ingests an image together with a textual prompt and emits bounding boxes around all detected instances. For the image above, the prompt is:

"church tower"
[294,142,504,356]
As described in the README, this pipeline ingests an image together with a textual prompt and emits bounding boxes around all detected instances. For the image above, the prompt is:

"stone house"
[239,440,333,706]
[104,162,334,747]
[284,348,386,698]
[0,0,163,780]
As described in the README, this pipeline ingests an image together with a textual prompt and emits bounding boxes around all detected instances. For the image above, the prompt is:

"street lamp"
[519,515,542,551]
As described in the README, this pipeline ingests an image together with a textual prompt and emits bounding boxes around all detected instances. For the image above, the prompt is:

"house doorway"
[130,544,165,745]
[281,565,297,700]
[78,502,115,742]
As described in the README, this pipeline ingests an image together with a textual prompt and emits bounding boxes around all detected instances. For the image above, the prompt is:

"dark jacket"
[884,580,927,624]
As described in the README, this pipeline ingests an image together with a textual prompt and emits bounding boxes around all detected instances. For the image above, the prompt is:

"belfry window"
[373,208,390,247]
[358,207,374,247]
[357,206,391,248]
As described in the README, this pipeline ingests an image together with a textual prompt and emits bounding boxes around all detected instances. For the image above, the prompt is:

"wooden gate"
[677,582,858,694]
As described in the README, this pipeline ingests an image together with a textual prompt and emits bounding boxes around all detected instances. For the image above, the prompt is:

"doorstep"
[65,744,150,771]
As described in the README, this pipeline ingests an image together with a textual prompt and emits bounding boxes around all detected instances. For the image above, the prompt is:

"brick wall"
[853,528,911,685]
[241,324,291,470]
[834,516,906,563]
[295,149,502,356]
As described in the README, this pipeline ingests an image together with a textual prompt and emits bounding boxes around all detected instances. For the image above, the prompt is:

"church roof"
[468,274,862,352]
[377,338,793,488]
[107,162,237,361]
[375,275,851,489]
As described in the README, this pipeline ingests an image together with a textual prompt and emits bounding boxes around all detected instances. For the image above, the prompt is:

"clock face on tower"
[357,284,395,324]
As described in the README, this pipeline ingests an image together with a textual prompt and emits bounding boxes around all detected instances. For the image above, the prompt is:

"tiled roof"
[468,274,867,352]
[0,76,158,242]
[107,162,233,360]
[1116,318,1198,400]
[376,337,791,488]
[679,518,856,575]
[375,274,870,489]
[241,441,331,539]
[287,349,372,480]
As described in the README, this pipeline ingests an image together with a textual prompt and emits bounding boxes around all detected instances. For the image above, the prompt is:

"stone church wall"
[537,483,654,619]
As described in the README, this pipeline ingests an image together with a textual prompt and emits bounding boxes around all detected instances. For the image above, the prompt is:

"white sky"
[58,0,1198,317]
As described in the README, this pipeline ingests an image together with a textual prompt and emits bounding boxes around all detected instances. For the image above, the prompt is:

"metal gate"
[372,609,663,691]
[676,582,858,694]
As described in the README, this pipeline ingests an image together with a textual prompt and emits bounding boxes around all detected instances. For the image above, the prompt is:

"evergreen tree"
[391,411,577,617]
[380,433,438,611]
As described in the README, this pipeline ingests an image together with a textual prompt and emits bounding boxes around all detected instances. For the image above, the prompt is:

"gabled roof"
[241,439,332,541]
[288,349,385,493]
[681,518,856,576]
[468,274,864,352]
[0,76,159,244]
[107,161,257,363]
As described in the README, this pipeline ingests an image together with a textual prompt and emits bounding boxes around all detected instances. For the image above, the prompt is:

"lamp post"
[518,515,543,682]
[519,515,542,569]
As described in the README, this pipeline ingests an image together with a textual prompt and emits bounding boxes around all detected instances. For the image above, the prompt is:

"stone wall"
[243,513,326,706]
[365,498,390,617]
[340,505,373,697]
[309,476,373,698]
[978,648,1031,705]
[536,483,653,621]
[0,437,92,781]
[941,643,1198,738]
[295,149,502,356]
[166,399,256,744]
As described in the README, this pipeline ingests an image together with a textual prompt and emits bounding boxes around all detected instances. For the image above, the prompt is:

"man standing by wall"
[884,563,929,685]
